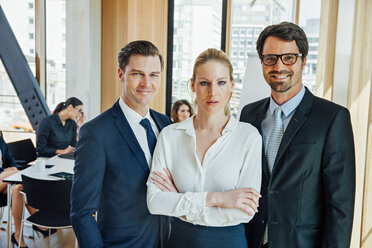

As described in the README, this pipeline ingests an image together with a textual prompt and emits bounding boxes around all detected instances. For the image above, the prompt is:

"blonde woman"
[147,48,262,247]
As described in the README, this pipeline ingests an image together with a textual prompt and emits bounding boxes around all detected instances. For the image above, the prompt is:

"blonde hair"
[191,48,234,116]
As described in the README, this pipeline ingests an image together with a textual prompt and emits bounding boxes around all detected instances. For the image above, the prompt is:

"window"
[28,17,34,24]
[169,0,223,107]
[299,0,321,93]
[0,0,36,140]
[229,0,295,116]
[46,0,66,110]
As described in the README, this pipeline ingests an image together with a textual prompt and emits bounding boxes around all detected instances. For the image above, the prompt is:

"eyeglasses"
[261,53,303,66]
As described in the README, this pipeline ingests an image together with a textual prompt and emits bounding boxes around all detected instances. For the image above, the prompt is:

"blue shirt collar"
[269,85,305,117]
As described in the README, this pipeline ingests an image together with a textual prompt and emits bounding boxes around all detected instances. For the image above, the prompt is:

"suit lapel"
[252,99,271,182]
[272,88,314,175]
[150,109,166,131]
[111,101,149,173]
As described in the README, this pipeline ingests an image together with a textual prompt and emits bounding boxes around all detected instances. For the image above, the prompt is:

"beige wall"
[101,0,168,113]
[316,0,372,247]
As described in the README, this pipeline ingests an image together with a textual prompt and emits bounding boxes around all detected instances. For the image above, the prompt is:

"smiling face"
[261,36,306,99]
[118,54,161,115]
[191,60,234,116]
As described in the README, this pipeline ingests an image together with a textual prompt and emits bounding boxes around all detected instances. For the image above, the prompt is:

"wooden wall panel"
[101,0,168,113]
[348,0,372,247]
[315,0,338,100]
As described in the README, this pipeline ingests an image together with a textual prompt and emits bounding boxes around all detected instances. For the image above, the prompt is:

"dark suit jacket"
[70,100,172,248]
[0,136,17,172]
[240,88,355,248]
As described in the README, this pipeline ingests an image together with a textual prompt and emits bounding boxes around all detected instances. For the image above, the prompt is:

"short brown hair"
[256,22,308,60]
[118,40,164,71]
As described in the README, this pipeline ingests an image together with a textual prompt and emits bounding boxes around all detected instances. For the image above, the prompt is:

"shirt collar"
[119,97,153,124]
[52,112,63,126]
[176,115,239,136]
[269,85,305,117]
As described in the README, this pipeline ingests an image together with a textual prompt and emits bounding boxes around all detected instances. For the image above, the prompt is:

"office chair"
[20,175,77,248]
[7,139,37,169]
[0,194,7,231]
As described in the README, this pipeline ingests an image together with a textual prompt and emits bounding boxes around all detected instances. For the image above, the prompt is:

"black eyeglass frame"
[261,53,303,66]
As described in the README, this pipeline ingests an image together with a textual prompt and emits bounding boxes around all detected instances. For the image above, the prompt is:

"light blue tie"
[263,107,284,245]
[266,107,284,174]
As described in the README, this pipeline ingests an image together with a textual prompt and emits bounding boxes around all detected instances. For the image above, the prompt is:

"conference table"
[3,155,74,248]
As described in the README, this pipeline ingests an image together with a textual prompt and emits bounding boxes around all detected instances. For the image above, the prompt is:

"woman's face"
[191,61,234,115]
[69,104,84,120]
[177,104,191,122]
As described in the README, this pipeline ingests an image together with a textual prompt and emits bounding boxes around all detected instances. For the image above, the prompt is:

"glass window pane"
[0,0,36,141]
[299,0,321,93]
[46,0,66,111]
[229,0,295,116]
[172,0,223,105]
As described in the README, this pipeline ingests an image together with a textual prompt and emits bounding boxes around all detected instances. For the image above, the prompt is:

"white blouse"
[146,116,262,227]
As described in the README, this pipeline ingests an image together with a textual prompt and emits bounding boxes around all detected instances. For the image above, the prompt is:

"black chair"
[20,175,76,247]
[7,139,37,168]
[0,194,7,230]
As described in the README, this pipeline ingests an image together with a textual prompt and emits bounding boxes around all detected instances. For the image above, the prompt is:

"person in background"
[240,22,355,248]
[36,97,85,157]
[170,99,194,123]
[147,48,262,248]
[0,136,18,194]
[0,137,26,247]
[70,40,172,248]
[10,97,85,247]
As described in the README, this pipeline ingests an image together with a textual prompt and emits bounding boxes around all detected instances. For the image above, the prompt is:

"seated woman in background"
[36,97,85,157]
[147,48,262,248]
[0,136,19,194]
[0,137,26,247]
[170,99,194,123]
[10,97,85,247]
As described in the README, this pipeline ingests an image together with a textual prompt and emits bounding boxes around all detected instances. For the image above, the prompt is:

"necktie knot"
[140,118,157,155]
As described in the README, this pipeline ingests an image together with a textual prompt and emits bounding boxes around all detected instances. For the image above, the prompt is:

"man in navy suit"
[240,22,355,248]
[70,40,172,248]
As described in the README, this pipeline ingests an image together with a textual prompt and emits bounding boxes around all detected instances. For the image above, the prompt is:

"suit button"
[261,220,265,224]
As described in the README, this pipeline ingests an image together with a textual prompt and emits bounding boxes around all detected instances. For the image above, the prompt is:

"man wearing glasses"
[240,22,355,248]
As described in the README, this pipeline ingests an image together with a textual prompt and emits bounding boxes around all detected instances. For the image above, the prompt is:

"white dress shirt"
[147,116,262,226]
[118,97,159,166]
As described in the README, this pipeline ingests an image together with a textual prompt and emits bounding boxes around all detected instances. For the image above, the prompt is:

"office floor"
[0,207,76,248]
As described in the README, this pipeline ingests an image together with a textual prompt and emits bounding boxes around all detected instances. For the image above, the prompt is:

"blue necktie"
[140,118,157,155]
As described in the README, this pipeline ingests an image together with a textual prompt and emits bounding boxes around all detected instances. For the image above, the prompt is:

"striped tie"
[263,107,284,245]
[139,118,157,155]
[266,107,284,173]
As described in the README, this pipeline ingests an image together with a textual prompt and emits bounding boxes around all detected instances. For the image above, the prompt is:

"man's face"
[118,54,161,112]
[261,36,306,94]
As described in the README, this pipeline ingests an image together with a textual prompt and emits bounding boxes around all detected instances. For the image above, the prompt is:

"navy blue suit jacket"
[0,136,17,172]
[70,101,172,248]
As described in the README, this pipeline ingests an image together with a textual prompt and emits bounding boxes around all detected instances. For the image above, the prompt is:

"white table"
[3,155,74,248]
